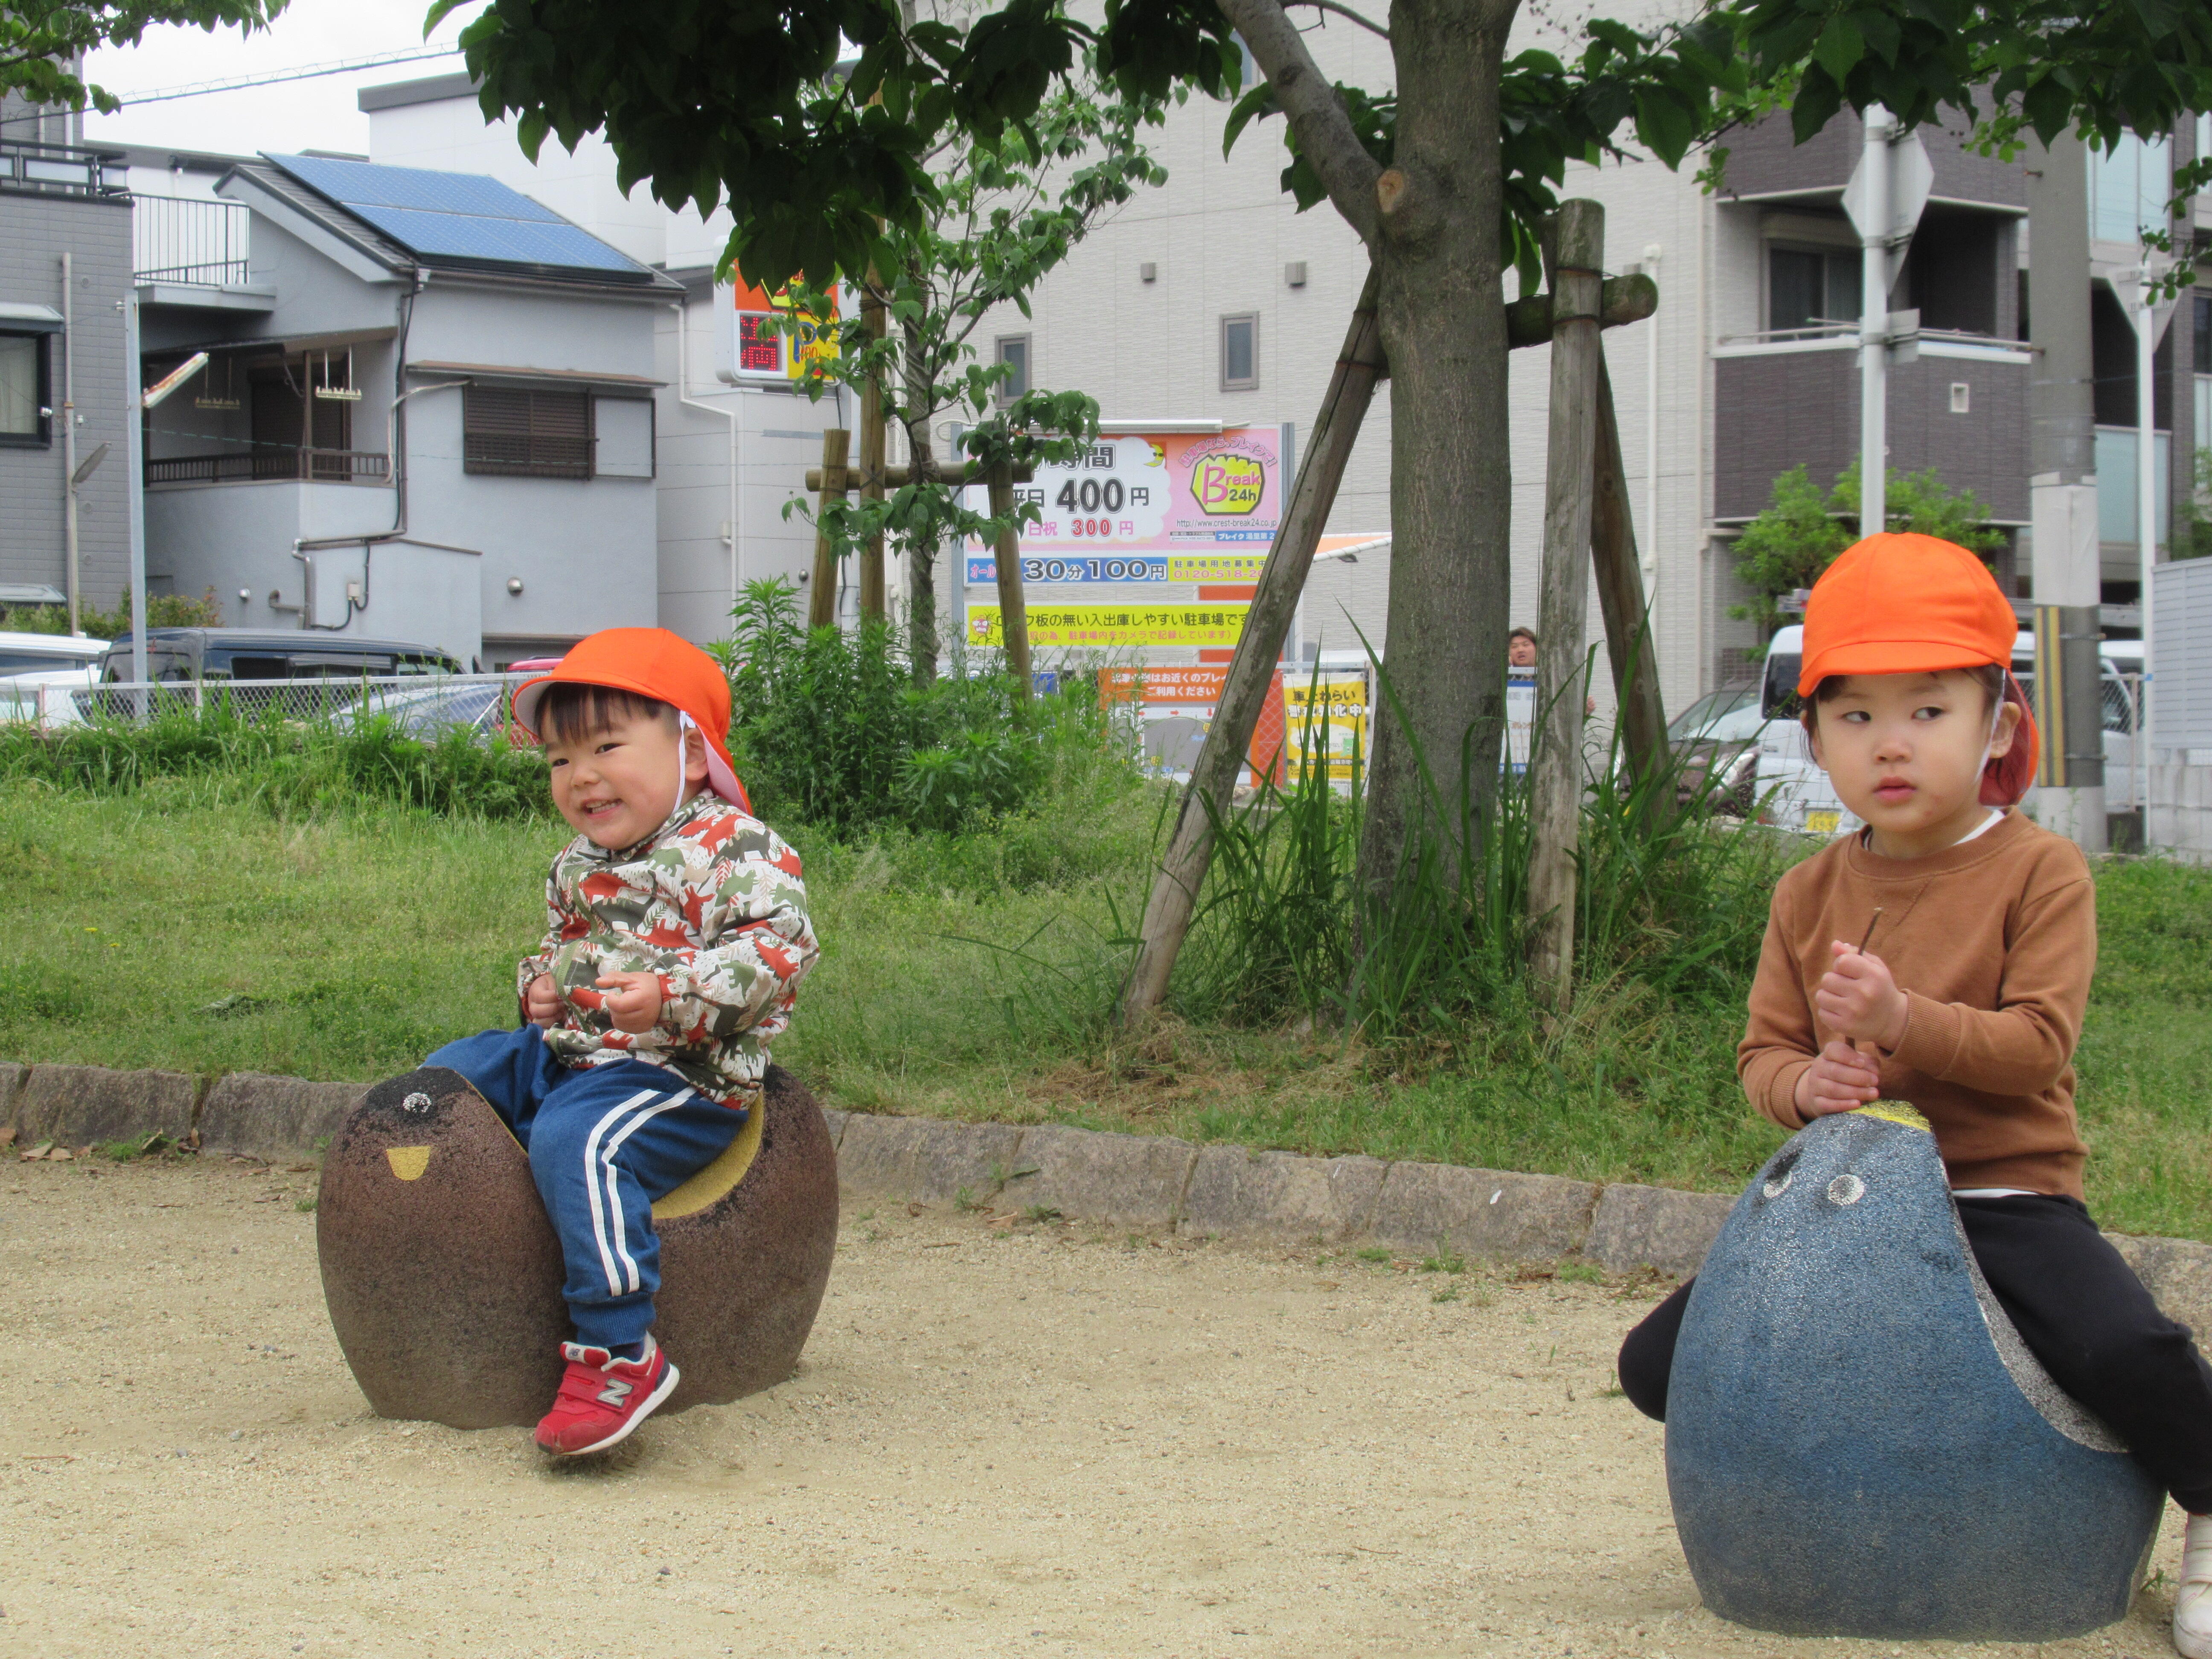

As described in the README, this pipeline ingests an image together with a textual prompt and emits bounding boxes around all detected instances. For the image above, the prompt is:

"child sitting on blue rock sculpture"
[1616,534,2212,1656]
[424,628,817,1457]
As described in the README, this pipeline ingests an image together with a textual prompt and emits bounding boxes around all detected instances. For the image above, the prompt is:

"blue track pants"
[425,1026,745,1351]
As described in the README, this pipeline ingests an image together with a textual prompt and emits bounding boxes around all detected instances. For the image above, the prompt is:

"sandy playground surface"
[0,1153,2192,1659]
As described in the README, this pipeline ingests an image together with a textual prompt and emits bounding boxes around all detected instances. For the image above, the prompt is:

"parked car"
[1754,624,2137,835]
[333,679,511,741]
[0,631,110,727]
[1667,682,1764,815]
[0,630,109,678]
[96,629,465,684]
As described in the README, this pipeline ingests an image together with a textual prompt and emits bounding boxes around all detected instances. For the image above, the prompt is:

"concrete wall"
[652,288,838,647]
[0,189,134,615]
[2149,757,2212,862]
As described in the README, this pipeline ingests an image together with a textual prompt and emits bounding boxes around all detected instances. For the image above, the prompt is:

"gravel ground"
[0,1155,2189,1659]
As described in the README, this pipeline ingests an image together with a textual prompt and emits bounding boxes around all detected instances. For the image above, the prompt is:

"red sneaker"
[534,1336,680,1455]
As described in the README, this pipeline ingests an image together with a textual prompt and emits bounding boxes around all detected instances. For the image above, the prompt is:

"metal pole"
[1642,242,1661,592]
[2137,283,2157,808]
[1858,107,1892,536]
[123,288,148,701]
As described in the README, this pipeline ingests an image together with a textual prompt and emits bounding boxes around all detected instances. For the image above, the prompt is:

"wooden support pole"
[1528,200,1606,1008]
[806,428,850,630]
[856,278,889,620]
[1504,274,1656,349]
[987,461,1033,701]
[1119,268,1386,1025]
[1590,351,1669,796]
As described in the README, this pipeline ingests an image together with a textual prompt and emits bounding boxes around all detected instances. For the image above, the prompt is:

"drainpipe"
[61,252,78,636]
[291,267,473,628]
[674,293,742,613]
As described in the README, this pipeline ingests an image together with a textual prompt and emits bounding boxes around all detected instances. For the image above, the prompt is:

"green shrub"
[719,576,1132,836]
[0,700,551,821]
[0,587,225,638]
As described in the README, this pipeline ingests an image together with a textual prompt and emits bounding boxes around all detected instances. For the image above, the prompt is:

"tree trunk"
[987,462,1033,700]
[806,428,850,630]
[1353,0,1522,910]
[902,312,940,683]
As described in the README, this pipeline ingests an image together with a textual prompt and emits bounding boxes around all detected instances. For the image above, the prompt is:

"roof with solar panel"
[230,153,679,292]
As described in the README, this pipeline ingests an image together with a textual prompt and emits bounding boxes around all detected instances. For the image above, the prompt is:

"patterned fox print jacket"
[516,791,818,1106]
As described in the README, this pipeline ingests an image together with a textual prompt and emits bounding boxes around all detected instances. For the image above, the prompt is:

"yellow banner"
[1164,553,1268,583]
[967,603,1249,648]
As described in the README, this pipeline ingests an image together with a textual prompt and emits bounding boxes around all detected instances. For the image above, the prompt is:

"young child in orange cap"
[1613,534,2212,1653]
[423,627,818,1456]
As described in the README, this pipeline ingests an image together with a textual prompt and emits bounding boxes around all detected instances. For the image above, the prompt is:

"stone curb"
[9,1063,2212,1326]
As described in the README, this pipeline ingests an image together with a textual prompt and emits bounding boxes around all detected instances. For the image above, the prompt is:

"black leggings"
[1617,1193,2212,1513]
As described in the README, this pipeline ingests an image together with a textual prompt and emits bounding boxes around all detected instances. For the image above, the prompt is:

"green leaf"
[1812,15,1866,87]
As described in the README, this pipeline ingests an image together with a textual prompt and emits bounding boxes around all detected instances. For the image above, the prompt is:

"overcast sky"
[81,0,488,159]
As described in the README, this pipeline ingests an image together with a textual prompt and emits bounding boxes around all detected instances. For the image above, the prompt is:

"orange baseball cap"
[1799,532,2038,805]
[511,628,750,814]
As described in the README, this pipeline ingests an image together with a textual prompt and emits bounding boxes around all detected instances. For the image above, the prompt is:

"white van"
[1753,625,2136,835]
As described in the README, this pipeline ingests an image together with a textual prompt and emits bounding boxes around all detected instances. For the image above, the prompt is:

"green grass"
[2,779,2209,1239]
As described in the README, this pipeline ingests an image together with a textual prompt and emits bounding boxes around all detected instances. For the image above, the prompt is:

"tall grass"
[1164,658,1795,1060]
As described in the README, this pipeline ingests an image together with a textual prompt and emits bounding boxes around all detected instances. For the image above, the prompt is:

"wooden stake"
[857,277,890,620]
[1528,200,1605,1007]
[806,428,850,630]
[987,460,1033,701]
[1589,351,1669,797]
[1119,268,1386,1024]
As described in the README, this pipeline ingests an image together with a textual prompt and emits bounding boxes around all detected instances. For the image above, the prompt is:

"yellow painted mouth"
[385,1146,431,1181]
[1854,1102,1932,1132]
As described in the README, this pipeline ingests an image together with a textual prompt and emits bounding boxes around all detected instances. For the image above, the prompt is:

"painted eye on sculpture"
[1827,1174,1866,1206]
[1763,1171,1793,1199]
[402,1091,434,1117]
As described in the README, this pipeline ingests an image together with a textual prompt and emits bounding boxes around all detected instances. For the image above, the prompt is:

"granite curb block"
[198,1074,370,1161]
[1181,1146,1388,1246]
[10,1065,2212,1314]
[17,1065,201,1150]
[1586,1183,1740,1276]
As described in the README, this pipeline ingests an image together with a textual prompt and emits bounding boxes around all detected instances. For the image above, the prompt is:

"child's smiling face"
[543,708,707,849]
[1807,668,2020,857]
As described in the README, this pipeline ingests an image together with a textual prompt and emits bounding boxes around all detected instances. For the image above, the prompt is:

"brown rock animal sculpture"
[316,1063,837,1429]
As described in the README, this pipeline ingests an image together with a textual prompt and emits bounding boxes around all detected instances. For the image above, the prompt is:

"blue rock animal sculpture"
[1665,1104,2163,1641]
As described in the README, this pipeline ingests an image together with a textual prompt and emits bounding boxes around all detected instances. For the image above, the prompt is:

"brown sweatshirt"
[1738,810,2095,1197]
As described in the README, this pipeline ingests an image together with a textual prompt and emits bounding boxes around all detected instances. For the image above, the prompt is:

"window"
[2086,133,2171,243]
[994,335,1030,407]
[0,332,50,445]
[463,385,593,478]
[1221,313,1258,391]
[2195,294,2210,375]
[1766,246,1861,334]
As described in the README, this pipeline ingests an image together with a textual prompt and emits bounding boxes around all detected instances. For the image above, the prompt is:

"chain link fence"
[0,673,533,738]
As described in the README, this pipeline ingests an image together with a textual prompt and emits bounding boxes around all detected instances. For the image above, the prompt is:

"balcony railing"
[136,195,251,286]
[147,447,391,485]
[0,139,129,200]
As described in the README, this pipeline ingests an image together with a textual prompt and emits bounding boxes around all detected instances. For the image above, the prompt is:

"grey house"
[0,93,132,623]
[139,152,682,667]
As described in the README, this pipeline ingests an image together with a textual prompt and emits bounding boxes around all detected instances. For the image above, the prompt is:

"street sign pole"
[1843,108,1933,539]
[1857,107,1892,537]
[2111,263,2177,801]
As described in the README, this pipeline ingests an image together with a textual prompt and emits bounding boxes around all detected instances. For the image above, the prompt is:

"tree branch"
[1214,0,1383,247]
[1282,0,1389,41]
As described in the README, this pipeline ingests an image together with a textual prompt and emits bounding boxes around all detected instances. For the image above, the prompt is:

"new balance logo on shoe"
[536,1337,680,1456]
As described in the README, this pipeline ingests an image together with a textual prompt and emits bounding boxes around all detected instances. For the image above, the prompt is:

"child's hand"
[1796,1039,1883,1119]
[1815,940,1910,1051]
[594,971,663,1034]
[524,973,562,1029]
